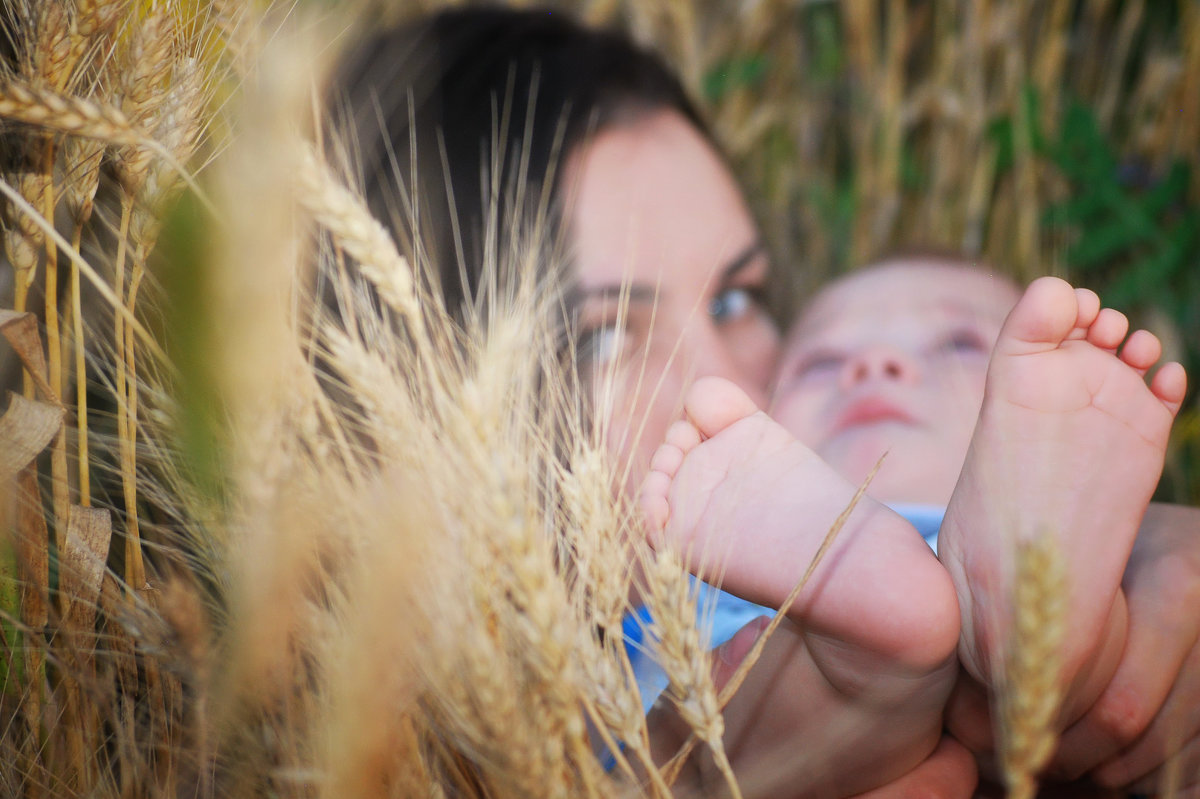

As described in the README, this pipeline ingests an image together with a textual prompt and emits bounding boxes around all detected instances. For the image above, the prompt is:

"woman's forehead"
[563,109,758,289]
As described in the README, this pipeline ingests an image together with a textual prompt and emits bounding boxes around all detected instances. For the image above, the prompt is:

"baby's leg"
[640,377,959,793]
[939,277,1187,719]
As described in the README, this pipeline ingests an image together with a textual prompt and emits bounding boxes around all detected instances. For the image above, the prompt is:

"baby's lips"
[831,394,915,434]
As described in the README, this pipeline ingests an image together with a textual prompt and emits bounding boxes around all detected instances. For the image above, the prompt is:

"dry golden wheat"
[297,148,424,329]
[998,534,1067,799]
[0,80,142,145]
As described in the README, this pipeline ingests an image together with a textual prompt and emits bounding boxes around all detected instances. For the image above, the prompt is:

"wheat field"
[1,1,1197,797]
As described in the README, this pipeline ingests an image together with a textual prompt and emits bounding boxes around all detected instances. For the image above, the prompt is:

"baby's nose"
[839,346,919,390]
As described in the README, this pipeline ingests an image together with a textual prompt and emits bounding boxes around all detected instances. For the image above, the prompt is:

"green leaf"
[704,55,770,103]
[1142,162,1191,217]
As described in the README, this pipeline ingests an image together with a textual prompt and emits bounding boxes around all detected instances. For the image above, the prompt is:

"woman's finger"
[850,735,978,799]
[1091,638,1200,789]
[1118,732,1200,795]
[1049,504,1200,779]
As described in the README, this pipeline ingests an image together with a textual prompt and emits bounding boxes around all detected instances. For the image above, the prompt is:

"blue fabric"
[624,504,945,715]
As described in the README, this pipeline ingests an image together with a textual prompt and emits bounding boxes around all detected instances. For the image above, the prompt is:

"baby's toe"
[1149,362,1187,416]
[1118,329,1162,373]
[998,276,1081,354]
[1072,288,1102,333]
[649,440,685,478]
[1087,308,1130,353]
[639,470,674,536]
[683,376,762,439]
[664,419,702,455]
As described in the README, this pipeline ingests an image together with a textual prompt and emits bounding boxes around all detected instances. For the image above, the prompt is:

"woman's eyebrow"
[568,283,658,305]
[569,241,764,305]
[719,241,767,283]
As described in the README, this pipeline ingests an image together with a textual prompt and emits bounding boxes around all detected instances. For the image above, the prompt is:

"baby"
[640,254,1187,793]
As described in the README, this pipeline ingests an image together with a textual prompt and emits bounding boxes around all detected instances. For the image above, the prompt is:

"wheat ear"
[296,147,426,339]
[646,549,743,799]
[999,534,1066,799]
[0,80,142,145]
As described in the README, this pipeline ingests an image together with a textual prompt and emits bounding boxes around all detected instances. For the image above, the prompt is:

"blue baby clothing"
[624,504,945,714]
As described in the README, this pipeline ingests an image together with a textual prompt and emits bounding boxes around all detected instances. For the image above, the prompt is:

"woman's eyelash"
[577,323,620,363]
[709,285,768,321]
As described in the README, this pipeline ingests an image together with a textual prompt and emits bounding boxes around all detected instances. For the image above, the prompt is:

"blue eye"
[709,287,762,323]
[579,324,626,366]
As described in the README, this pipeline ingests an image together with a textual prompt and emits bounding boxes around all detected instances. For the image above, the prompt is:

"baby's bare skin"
[641,376,959,793]
[641,273,1186,796]
[939,276,1186,723]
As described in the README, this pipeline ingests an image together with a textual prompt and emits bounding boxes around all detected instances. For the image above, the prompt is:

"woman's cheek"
[595,359,679,489]
[735,316,781,391]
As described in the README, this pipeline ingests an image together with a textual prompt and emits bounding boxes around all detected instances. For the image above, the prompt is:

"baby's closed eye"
[933,328,991,357]
[786,349,845,381]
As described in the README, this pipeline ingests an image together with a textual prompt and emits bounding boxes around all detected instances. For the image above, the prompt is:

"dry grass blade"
[58,505,113,631]
[0,79,142,145]
[13,465,50,636]
[999,534,1067,799]
[0,394,63,483]
[0,311,59,407]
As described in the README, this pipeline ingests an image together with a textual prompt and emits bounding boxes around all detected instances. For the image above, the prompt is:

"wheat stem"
[113,194,145,590]
[38,136,71,539]
[70,220,91,507]
[0,177,168,364]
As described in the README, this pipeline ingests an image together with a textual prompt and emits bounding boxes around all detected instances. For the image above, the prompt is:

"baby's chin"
[860,473,957,507]
[820,438,962,507]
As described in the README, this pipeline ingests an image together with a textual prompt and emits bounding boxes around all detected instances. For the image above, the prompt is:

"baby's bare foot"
[640,376,959,680]
[939,277,1186,713]
[641,376,962,794]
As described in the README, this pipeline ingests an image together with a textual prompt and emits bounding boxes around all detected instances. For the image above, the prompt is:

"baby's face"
[772,261,1021,505]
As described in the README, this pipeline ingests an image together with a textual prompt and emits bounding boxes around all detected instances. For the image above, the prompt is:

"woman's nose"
[838,345,919,391]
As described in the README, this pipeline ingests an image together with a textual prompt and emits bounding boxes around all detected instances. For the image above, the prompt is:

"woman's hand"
[1055,502,1200,792]
[849,735,977,799]
[947,503,1200,793]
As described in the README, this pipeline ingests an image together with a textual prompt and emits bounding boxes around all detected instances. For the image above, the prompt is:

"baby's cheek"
[769,386,823,445]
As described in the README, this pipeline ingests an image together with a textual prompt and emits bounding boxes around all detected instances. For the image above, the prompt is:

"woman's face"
[564,110,780,489]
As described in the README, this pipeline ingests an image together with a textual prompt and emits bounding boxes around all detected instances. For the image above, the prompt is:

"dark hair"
[329,7,708,319]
